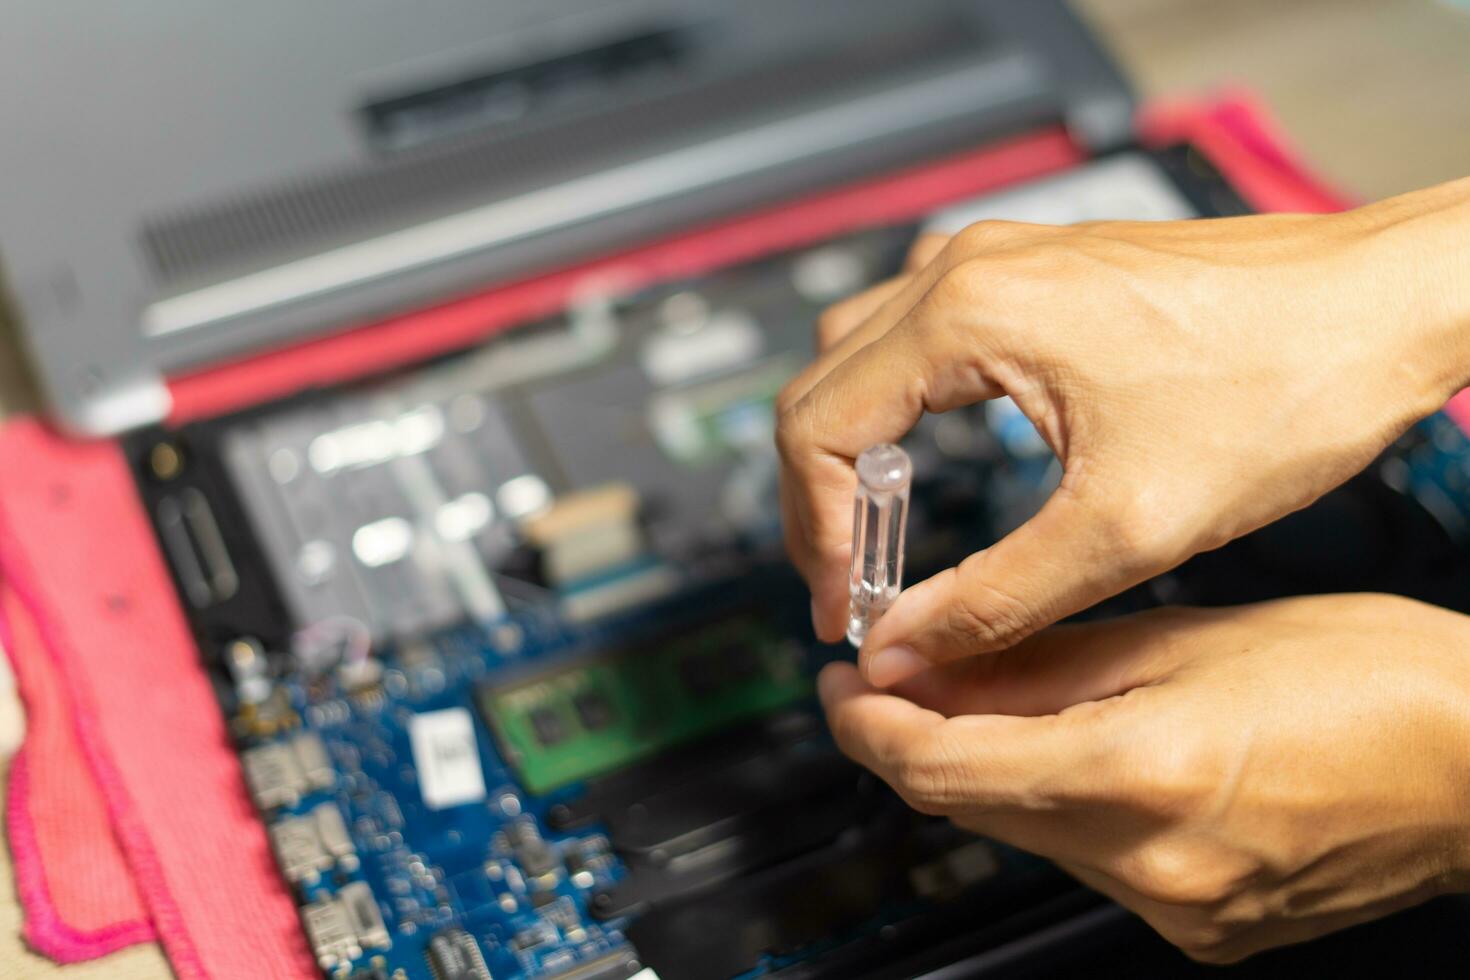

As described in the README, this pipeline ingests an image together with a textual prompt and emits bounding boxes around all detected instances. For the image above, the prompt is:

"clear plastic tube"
[847,444,912,648]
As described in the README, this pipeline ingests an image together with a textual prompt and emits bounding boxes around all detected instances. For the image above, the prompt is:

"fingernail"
[864,646,927,688]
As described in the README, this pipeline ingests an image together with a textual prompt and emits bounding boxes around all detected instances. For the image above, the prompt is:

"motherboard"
[127,150,1470,980]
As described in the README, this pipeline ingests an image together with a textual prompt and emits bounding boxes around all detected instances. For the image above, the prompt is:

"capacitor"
[847,444,912,648]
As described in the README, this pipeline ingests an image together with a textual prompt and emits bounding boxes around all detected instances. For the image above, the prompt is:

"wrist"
[1346,177,1470,412]
[1443,615,1470,893]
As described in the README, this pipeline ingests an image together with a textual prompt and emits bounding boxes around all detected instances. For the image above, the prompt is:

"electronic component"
[479,614,809,793]
[509,924,554,952]
[529,706,566,747]
[520,482,679,624]
[224,637,272,705]
[270,804,359,883]
[558,563,680,625]
[572,689,615,731]
[407,708,488,810]
[155,486,239,608]
[564,837,611,890]
[302,882,391,969]
[219,394,520,645]
[545,947,643,980]
[847,444,912,647]
[539,895,581,929]
[313,803,357,866]
[302,893,360,970]
[520,482,642,586]
[292,615,374,679]
[292,732,336,789]
[504,819,559,879]
[233,686,299,738]
[241,733,334,810]
[270,813,331,884]
[339,881,392,953]
[425,928,491,980]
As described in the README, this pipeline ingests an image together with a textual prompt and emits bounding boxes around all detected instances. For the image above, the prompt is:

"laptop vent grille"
[138,21,978,291]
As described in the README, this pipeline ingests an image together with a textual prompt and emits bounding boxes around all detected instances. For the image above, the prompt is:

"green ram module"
[479,614,810,794]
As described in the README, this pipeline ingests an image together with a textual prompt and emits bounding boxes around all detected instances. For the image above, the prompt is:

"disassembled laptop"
[5,3,1469,978]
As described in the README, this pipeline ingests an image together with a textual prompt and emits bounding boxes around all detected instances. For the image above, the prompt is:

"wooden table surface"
[1,2,1467,976]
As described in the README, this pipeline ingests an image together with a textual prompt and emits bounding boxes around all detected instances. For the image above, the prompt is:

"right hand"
[776,179,1470,686]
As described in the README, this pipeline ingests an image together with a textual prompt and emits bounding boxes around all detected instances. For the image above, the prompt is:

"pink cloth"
[0,94,1391,977]
[2,586,154,960]
[0,419,316,978]
[1139,88,1353,213]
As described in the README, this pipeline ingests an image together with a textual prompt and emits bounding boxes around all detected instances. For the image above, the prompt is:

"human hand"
[818,593,1470,963]
[777,182,1470,684]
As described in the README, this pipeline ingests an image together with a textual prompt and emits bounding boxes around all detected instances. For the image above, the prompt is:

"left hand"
[819,593,1470,963]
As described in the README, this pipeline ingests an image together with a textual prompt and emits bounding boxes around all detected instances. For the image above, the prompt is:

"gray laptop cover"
[0,0,1130,434]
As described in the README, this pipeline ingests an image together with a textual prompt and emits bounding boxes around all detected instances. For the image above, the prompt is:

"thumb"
[858,484,1154,687]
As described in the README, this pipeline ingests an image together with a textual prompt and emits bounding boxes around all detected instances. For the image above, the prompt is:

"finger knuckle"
[904,232,949,270]
[1128,734,1222,823]
[772,398,808,457]
[773,381,801,420]
[814,305,855,348]
[951,219,1025,254]
[1128,843,1195,905]
[945,566,1040,653]
[927,261,985,314]
[1089,493,1187,574]
[893,732,965,815]
[1128,841,1240,909]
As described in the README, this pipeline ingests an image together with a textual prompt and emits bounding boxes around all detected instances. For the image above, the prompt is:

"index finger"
[776,281,1005,640]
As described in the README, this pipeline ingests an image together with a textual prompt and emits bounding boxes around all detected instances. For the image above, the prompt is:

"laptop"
[4,2,1469,977]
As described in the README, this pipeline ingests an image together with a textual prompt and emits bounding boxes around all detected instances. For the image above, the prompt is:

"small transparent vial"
[847,444,912,648]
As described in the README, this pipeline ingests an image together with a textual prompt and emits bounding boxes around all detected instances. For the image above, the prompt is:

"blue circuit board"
[264,607,638,979]
[232,407,1470,980]
[163,218,1047,980]
[246,572,884,980]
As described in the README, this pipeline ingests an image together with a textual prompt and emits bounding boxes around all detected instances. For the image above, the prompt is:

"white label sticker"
[408,708,487,809]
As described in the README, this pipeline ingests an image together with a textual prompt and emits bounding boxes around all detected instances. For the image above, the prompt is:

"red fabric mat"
[0,95,1391,977]
[1139,87,1352,213]
[0,419,315,978]
[2,585,153,961]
